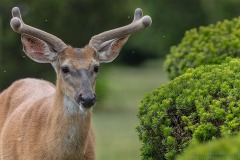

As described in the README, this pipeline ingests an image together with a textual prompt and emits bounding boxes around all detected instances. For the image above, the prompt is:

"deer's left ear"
[96,36,129,63]
[21,34,58,63]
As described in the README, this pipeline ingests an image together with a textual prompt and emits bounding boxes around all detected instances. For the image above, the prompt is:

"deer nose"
[76,92,96,109]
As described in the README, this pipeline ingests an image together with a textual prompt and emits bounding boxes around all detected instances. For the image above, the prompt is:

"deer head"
[10,7,152,110]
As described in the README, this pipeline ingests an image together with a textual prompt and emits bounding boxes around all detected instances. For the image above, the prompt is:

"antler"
[89,8,152,51]
[10,7,67,52]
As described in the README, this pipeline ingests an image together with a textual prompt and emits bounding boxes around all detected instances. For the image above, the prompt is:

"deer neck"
[47,80,92,157]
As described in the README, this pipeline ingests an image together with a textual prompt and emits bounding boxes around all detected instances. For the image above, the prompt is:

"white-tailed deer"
[0,7,151,160]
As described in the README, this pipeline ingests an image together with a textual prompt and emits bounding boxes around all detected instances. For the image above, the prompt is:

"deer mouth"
[64,94,95,115]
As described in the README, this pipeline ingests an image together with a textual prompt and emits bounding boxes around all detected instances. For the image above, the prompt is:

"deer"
[0,7,151,160]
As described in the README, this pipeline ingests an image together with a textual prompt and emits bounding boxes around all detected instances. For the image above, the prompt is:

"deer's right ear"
[21,34,58,63]
[95,36,129,63]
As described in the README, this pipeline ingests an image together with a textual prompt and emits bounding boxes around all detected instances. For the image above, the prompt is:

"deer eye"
[61,66,70,74]
[93,66,99,73]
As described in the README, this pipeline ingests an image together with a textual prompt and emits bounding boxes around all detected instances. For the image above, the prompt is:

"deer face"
[21,35,99,109]
[57,46,98,109]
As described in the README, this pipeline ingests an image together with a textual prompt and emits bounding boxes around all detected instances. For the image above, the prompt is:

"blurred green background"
[1,0,240,159]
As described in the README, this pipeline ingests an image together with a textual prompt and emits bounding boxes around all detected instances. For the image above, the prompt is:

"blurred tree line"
[1,0,240,90]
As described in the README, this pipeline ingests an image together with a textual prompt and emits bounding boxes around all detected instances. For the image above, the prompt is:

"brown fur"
[0,45,97,160]
[59,46,97,69]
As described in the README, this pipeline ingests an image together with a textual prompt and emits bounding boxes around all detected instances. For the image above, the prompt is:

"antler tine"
[12,7,22,20]
[133,8,143,22]
[89,8,152,51]
[10,7,67,52]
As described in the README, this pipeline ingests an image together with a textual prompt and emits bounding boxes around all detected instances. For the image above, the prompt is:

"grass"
[93,59,169,160]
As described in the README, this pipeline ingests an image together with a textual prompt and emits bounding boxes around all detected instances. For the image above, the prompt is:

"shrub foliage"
[137,59,240,160]
[164,16,240,79]
[177,134,240,160]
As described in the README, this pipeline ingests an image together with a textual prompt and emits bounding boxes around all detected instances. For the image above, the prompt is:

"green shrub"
[177,134,240,160]
[137,58,240,160]
[164,17,240,79]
